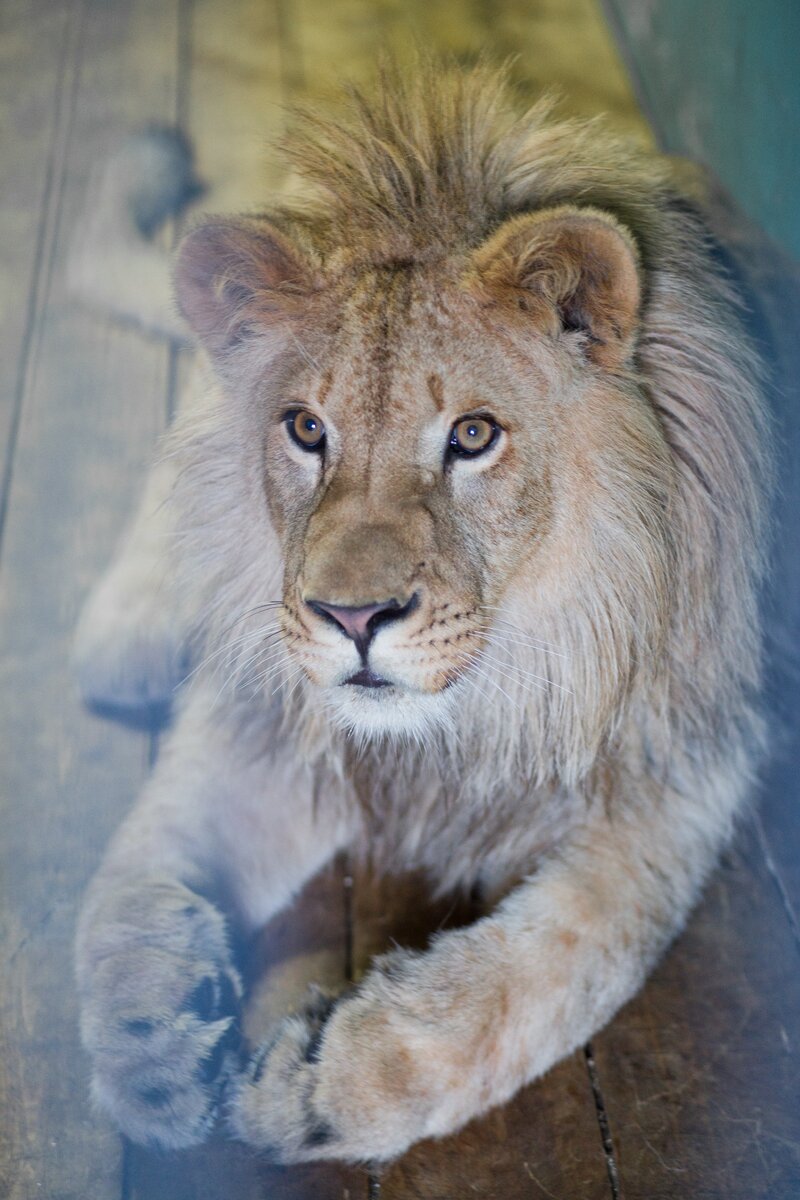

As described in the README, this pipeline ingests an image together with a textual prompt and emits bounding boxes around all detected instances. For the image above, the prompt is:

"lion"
[72,60,771,1163]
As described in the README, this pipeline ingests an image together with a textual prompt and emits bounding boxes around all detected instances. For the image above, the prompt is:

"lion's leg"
[73,448,193,710]
[72,352,214,710]
[76,684,354,1150]
[231,759,745,1163]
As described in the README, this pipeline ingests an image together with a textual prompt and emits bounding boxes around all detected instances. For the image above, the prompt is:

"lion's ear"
[473,207,641,369]
[174,218,316,359]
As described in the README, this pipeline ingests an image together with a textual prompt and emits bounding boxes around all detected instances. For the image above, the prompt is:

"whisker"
[289,330,324,375]
[463,674,496,709]
[480,640,574,695]
[185,625,283,685]
[281,666,308,706]
[195,624,282,669]
[478,652,548,695]
[212,601,285,644]
[211,633,288,704]
[229,638,293,693]
[478,607,567,653]
[267,663,308,701]
[475,623,569,661]
[466,661,520,710]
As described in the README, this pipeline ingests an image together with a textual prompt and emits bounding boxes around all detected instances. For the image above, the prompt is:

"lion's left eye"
[286,409,326,452]
[449,416,500,457]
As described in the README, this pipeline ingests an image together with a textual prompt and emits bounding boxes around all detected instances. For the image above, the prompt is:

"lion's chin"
[322,679,457,743]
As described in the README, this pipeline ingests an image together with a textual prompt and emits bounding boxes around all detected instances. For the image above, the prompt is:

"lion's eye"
[286,409,325,452]
[449,416,499,458]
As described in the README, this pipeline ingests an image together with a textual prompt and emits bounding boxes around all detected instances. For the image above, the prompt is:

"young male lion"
[73,61,771,1163]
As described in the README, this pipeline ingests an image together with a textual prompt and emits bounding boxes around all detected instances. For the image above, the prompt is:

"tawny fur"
[73,60,771,1163]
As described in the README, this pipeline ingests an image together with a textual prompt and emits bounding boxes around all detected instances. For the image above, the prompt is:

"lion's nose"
[305,594,418,655]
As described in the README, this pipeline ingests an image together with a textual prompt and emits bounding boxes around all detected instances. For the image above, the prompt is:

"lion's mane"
[168,60,770,841]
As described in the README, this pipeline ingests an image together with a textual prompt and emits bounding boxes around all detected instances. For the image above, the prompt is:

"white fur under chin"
[321,681,459,745]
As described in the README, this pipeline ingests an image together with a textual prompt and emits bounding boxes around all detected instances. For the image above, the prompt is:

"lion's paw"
[229,979,429,1164]
[81,891,242,1149]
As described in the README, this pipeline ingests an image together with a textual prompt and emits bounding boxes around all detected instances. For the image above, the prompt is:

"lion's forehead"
[304,267,538,428]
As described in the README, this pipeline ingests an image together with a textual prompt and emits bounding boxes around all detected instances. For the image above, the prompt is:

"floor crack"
[754,812,800,958]
[584,1043,623,1200]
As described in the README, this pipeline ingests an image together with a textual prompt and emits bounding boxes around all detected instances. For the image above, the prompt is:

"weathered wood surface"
[0,0,80,533]
[0,1,181,1197]
[1,0,799,1198]
[592,820,800,1199]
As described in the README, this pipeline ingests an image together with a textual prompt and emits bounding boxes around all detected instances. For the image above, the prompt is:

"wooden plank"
[0,1,182,1197]
[495,0,653,140]
[589,819,800,1198]
[284,0,651,138]
[753,224,800,931]
[0,0,79,534]
[184,0,286,213]
[348,872,611,1200]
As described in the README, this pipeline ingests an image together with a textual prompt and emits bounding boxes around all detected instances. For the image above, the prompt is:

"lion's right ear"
[174,218,317,359]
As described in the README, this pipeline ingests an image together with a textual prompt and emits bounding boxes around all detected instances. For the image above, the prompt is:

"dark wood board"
[590,819,800,1198]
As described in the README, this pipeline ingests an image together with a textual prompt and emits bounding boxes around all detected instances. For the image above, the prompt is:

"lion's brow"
[314,367,335,408]
[427,373,445,412]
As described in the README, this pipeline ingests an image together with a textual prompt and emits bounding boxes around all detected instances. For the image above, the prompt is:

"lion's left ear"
[472,207,641,369]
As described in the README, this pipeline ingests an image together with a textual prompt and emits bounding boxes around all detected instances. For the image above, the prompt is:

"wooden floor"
[2,1,800,1197]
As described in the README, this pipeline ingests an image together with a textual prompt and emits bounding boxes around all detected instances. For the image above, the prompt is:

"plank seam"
[176,0,194,132]
[0,0,87,562]
[754,811,800,957]
[584,1043,623,1200]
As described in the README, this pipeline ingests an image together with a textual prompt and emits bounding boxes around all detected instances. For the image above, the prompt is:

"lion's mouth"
[344,668,393,689]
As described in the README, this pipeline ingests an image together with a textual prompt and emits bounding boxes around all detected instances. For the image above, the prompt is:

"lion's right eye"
[286,409,326,452]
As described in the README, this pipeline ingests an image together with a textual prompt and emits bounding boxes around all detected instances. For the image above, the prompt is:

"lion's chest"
[352,766,583,900]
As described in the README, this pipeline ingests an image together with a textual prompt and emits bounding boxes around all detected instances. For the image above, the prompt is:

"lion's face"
[263,267,561,735]
[177,206,671,747]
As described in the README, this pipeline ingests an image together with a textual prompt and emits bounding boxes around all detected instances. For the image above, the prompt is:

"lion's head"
[170,62,768,785]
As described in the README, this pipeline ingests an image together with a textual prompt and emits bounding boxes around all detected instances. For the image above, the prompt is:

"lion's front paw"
[80,889,242,1149]
[229,989,340,1161]
[229,979,432,1164]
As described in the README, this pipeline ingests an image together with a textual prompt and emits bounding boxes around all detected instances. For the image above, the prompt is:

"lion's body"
[73,62,771,1162]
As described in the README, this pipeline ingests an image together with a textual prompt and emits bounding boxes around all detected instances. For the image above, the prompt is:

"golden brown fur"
[73,60,771,1162]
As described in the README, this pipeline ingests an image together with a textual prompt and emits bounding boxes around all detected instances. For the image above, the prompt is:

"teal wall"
[605,0,800,261]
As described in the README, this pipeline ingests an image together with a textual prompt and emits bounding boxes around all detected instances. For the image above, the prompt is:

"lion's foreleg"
[73,446,194,709]
[231,762,744,1163]
[76,686,352,1149]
